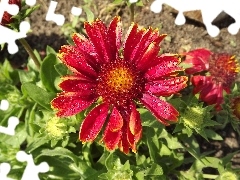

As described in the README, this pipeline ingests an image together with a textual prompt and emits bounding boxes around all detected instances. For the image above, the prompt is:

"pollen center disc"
[96,60,145,106]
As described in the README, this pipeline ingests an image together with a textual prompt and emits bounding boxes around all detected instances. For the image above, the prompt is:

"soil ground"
[1,0,240,172]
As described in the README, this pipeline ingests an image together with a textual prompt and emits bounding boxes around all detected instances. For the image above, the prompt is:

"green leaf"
[204,129,223,140]
[0,122,27,148]
[21,83,55,110]
[18,70,36,83]
[20,5,40,20]
[37,156,80,179]
[40,53,60,92]
[54,63,70,76]
[144,127,160,162]
[138,108,161,128]
[46,45,57,55]
[105,153,122,171]
[82,6,94,22]
[38,147,79,163]
[145,163,163,176]
[26,137,49,152]
[24,103,37,136]
[179,135,201,160]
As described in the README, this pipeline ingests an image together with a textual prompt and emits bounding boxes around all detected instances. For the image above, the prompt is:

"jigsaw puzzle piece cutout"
[150,0,240,37]
[0,116,19,136]
[0,21,30,54]
[46,0,65,26]
[16,151,49,180]
[71,6,82,16]
[0,163,13,180]
[0,99,10,111]
[25,0,36,6]
[0,0,20,21]
[129,0,138,3]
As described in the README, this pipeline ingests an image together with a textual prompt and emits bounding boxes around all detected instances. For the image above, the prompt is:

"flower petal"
[79,103,109,142]
[59,78,96,93]
[118,125,130,154]
[184,48,212,74]
[128,105,142,153]
[59,45,97,78]
[51,92,96,117]
[136,37,161,71]
[124,26,165,65]
[108,107,124,132]
[191,75,211,94]
[72,33,101,70]
[200,83,223,105]
[145,76,188,96]
[140,93,179,125]
[134,33,166,65]
[108,16,122,59]
[129,104,142,136]
[123,23,145,62]
[145,55,182,80]
[103,128,122,151]
[103,107,123,150]
[85,19,113,63]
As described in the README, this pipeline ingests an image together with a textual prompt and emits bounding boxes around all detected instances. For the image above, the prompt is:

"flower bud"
[182,106,205,131]
[45,117,67,140]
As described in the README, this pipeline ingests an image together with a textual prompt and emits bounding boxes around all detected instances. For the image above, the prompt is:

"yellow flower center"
[107,67,134,93]
[97,59,145,106]
[209,54,239,88]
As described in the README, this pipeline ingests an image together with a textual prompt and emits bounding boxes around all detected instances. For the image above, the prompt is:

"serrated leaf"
[145,163,163,176]
[105,153,122,171]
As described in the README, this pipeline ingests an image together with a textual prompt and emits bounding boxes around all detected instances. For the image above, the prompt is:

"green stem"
[19,38,40,69]
[129,3,135,24]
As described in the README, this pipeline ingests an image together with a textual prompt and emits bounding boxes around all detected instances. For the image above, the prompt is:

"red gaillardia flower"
[51,17,188,153]
[184,48,239,110]
[0,0,21,26]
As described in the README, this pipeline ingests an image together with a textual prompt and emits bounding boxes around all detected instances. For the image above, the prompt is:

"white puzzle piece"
[25,0,36,6]
[71,6,82,16]
[0,0,34,54]
[0,21,30,54]
[0,100,19,136]
[46,0,65,26]
[0,0,19,21]
[16,151,49,180]
[150,0,240,37]
[0,163,13,180]
[0,116,19,136]
[0,99,10,111]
